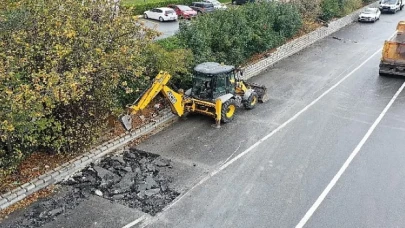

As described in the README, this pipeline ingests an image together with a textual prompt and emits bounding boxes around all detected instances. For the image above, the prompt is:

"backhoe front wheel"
[244,92,258,110]
[221,99,237,123]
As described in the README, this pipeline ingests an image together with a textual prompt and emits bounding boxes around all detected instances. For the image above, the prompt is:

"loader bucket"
[119,114,133,131]
[246,82,268,103]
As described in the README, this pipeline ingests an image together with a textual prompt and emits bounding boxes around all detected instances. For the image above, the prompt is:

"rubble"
[4,149,179,227]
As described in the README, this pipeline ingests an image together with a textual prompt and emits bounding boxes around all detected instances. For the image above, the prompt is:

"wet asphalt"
[3,10,405,228]
[137,11,405,228]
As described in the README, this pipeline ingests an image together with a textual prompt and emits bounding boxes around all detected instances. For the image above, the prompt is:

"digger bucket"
[119,114,133,131]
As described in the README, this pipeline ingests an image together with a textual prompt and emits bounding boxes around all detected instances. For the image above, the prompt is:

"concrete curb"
[0,110,177,210]
[0,1,377,211]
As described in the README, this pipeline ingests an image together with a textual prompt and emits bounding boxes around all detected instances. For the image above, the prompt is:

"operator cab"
[191,62,237,100]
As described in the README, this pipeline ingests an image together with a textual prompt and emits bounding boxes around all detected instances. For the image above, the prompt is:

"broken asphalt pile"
[67,148,179,215]
[3,149,179,228]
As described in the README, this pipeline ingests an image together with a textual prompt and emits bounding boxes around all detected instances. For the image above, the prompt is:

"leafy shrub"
[290,0,322,21]
[320,0,363,21]
[0,0,158,176]
[117,42,194,106]
[341,0,363,15]
[320,0,340,21]
[176,2,302,65]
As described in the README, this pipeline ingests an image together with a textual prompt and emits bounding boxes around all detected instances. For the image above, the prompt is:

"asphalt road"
[3,10,405,228]
[134,12,405,228]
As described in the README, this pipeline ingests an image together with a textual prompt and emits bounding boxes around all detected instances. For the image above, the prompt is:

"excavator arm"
[119,71,185,131]
[128,71,171,115]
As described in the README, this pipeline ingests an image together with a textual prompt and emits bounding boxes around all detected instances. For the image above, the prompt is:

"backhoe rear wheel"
[244,92,258,110]
[221,99,237,123]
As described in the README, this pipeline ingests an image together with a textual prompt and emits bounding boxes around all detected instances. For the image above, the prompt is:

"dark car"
[168,4,198,19]
[190,2,215,14]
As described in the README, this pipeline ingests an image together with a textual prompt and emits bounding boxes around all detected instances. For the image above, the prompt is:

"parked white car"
[144,7,178,22]
[203,0,227,10]
[358,7,381,22]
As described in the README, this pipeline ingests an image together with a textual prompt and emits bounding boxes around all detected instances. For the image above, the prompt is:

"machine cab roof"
[193,62,235,75]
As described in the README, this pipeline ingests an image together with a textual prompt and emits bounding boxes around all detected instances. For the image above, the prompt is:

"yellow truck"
[379,21,405,76]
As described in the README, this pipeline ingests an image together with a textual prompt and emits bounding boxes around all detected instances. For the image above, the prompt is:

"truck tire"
[221,99,237,123]
[379,70,388,77]
[244,92,258,110]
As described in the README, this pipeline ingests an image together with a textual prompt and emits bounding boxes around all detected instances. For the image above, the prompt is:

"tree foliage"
[320,0,362,21]
[176,2,303,66]
[0,0,159,176]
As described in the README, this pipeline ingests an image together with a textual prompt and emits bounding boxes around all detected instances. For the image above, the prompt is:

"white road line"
[296,81,405,228]
[122,215,148,228]
[124,30,398,228]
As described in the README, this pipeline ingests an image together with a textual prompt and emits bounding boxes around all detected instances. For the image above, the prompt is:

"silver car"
[358,8,381,22]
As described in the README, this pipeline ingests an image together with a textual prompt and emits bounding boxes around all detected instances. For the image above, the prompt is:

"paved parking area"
[139,18,179,40]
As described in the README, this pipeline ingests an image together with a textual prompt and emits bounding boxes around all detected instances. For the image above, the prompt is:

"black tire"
[244,92,258,110]
[159,17,164,22]
[144,13,148,19]
[379,70,387,77]
[221,99,237,123]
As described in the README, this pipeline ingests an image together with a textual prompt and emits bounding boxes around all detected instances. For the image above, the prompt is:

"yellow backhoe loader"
[119,62,267,130]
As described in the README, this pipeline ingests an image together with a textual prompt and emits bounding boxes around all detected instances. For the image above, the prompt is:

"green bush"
[290,0,322,21]
[0,0,159,177]
[341,0,363,15]
[176,2,302,65]
[320,0,364,21]
[320,0,340,21]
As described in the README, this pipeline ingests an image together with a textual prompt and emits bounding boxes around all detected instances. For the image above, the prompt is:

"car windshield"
[363,9,375,13]
[178,5,192,10]
[382,0,396,4]
[165,9,175,14]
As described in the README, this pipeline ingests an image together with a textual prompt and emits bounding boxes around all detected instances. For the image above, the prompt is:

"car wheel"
[144,13,148,19]
[159,17,164,22]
